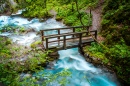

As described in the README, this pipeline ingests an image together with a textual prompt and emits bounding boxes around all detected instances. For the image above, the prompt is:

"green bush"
[64,15,78,25]
[85,41,130,84]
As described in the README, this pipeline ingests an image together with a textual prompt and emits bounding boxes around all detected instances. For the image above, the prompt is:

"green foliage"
[0,36,78,86]
[85,42,106,60]
[0,25,14,32]
[85,41,130,84]
[0,0,11,14]
[64,14,78,26]
[19,27,26,33]
[30,40,42,49]
[101,0,130,45]
[55,1,92,26]
[18,0,52,18]
[0,61,71,86]
[0,63,19,86]
[42,69,71,86]
[0,37,12,59]
[17,0,95,26]
[100,1,130,83]
[0,25,26,34]
[0,36,67,85]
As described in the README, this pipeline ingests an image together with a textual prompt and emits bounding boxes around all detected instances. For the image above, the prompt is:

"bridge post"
[72,27,75,38]
[79,33,82,47]
[46,38,48,50]
[63,35,66,49]
[41,31,44,41]
[86,26,89,35]
[58,29,60,46]
[41,30,45,48]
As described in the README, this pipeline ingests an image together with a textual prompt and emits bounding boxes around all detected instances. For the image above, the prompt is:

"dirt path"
[86,0,104,31]
[86,0,105,42]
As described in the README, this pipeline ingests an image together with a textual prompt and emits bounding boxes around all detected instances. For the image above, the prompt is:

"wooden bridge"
[40,26,97,50]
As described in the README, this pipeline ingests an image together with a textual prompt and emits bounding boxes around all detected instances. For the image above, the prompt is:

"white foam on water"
[0,16,11,26]
[9,32,38,46]
[12,10,23,15]
[55,48,120,86]
[0,15,65,46]
[57,49,98,72]
[11,17,31,25]
[42,18,65,29]
[0,32,12,36]
[29,22,43,31]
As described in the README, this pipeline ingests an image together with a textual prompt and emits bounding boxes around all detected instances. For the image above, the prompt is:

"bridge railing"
[40,26,97,49]
[41,26,89,40]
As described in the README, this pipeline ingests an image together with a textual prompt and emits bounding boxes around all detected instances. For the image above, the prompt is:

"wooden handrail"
[40,26,89,31]
[43,31,96,39]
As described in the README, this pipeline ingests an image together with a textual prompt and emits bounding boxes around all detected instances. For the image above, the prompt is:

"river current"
[0,12,120,86]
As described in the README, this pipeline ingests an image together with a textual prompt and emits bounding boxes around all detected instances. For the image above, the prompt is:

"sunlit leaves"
[26,0,32,3]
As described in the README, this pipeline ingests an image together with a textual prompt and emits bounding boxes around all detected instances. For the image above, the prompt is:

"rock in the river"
[48,51,59,59]
[24,28,36,34]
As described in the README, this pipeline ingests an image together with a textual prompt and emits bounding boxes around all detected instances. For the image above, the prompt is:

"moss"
[19,27,26,33]
[30,40,42,49]
[5,39,12,45]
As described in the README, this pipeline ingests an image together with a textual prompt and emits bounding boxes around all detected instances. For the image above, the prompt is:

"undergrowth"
[85,40,130,84]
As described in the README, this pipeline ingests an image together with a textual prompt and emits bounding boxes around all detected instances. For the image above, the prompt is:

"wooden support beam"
[86,26,89,35]
[46,38,48,50]
[79,33,82,47]
[41,30,44,46]
[58,29,60,46]
[63,35,66,49]
[41,30,44,41]
[72,27,75,38]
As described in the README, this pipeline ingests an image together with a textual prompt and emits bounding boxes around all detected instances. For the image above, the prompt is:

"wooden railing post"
[63,35,66,49]
[41,30,44,46]
[86,26,89,36]
[72,27,75,38]
[58,29,60,46]
[95,30,97,39]
[79,33,82,47]
[41,30,45,48]
[46,38,48,50]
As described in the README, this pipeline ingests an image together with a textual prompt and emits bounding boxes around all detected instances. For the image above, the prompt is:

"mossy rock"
[5,39,12,45]
[30,40,42,49]
[56,16,63,21]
